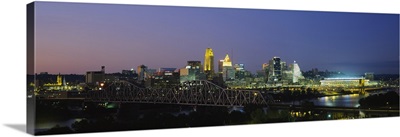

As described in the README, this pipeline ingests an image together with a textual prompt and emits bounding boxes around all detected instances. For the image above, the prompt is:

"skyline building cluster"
[33,47,389,90]
[263,57,306,85]
[80,47,307,88]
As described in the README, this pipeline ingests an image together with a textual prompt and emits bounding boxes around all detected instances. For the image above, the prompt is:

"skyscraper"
[137,65,148,81]
[222,54,235,81]
[187,61,202,80]
[180,61,205,83]
[223,54,232,67]
[272,57,282,81]
[204,48,214,80]
[218,59,224,74]
[267,56,282,83]
[187,61,201,69]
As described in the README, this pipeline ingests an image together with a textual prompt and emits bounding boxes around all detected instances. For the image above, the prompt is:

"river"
[275,93,370,108]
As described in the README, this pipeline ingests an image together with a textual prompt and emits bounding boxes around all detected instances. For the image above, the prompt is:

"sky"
[34,2,399,75]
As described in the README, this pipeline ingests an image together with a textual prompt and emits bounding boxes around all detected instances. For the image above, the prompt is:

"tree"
[249,109,267,124]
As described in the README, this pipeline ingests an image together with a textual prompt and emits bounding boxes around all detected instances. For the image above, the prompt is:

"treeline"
[35,104,292,135]
[359,91,399,109]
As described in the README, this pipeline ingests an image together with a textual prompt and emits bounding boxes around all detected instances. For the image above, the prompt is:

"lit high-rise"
[222,54,235,81]
[204,48,214,80]
[267,56,282,82]
[218,60,224,74]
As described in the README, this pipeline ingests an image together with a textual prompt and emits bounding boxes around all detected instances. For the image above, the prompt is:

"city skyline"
[34,2,399,75]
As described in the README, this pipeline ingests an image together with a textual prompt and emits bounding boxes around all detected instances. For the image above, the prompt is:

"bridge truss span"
[86,80,270,107]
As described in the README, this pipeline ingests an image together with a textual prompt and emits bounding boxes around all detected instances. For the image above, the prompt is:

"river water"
[312,94,367,107]
[276,93,374,108]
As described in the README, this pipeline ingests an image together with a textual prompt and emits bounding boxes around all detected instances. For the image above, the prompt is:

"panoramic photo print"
[27,1,399,135]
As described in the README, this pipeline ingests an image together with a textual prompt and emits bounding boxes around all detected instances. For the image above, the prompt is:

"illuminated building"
[273,57,282,79]
[234,64,244,71]
[42,74,80,91]
[222,54,235,81]
[187,61,202,79]
[86,66,105,84]
[267,56,282,82]
[320,77,372,87]
[204,48,215,80]
[137,65,148,81]
[234,63,247,80]
[292,61,305,83]
[281,70,292,85]
[42,73,64,89]
[44,73,63,86]
[223,54,232,67]
[187,61,201,69]
[180,61,205,83]
[218,59,224,74]
[149,68,180,88]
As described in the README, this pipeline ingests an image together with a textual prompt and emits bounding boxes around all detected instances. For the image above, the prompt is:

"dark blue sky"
[35,2,399,75]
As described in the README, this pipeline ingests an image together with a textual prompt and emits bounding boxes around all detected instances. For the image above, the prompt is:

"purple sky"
[34,2,399,75]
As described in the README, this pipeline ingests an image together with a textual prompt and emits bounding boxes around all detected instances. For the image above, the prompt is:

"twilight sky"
[34,2,399,75]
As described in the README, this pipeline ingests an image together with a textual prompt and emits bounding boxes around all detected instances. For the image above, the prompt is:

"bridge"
[86,80,271,107]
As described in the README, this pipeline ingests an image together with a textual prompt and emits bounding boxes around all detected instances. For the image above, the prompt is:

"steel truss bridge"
[86,80,271,107]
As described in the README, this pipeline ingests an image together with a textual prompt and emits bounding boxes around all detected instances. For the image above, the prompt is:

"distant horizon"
[33,2,399,75]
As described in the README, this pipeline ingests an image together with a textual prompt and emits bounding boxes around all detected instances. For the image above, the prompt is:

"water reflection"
[279,94,369,108]
[315,94,367,107]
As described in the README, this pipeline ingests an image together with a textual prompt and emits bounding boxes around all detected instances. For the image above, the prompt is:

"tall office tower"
[222,54,235,81]
[223,54,232,67]
[187,61,202,69]
[137,65,148,81]
[272,56,282,81]
[187,61,202,80]
[292,61,305,83]
[204,48,215,80]
[234,63,246,80]
[218,59,224,74]
[180,61,205,83]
